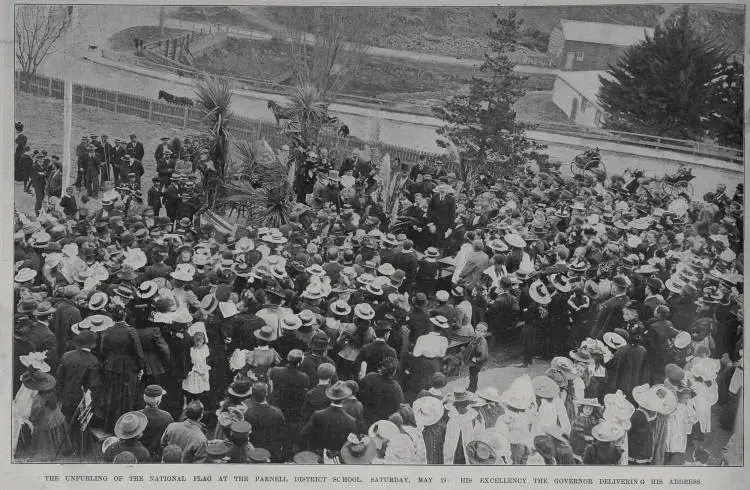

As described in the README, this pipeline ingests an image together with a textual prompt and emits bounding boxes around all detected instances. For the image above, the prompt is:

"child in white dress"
[182,322,210,401]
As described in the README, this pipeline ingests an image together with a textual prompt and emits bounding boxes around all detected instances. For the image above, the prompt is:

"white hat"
[413,396,444,427]
[673,331,691,349]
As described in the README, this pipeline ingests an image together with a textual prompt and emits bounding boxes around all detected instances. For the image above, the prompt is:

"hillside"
[171,5,743,61]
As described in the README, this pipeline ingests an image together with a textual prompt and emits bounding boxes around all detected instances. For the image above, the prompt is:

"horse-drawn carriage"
[661,166,695,198]
[571,147,606,180]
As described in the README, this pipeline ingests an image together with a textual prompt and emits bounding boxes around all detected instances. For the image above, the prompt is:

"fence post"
[148,100,153,120]
[183,106,188,128]
[114,92,119,113]
[48,77,53,97]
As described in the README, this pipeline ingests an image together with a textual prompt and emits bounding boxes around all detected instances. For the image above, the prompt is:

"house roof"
[556,70,614,110]
[559,19,654,47]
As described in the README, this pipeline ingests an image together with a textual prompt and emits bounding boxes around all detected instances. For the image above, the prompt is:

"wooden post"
[48,77,53,97]
[148,100,153,120]
[183,106,188,128]
[114,92,119,113]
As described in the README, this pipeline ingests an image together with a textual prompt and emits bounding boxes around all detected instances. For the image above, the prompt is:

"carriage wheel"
[570,160,583,177]
[673,180,694,198]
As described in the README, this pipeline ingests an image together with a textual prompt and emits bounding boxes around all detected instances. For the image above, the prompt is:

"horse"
[267,100,294,125]
[158,90,177,104]
[174,96,194,107]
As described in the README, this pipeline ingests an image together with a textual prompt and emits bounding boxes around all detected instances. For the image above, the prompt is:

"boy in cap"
[147,177,162,217]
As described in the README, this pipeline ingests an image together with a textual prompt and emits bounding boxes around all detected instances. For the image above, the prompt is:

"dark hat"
[206,439,231,458]
[326,381,353,401]
[340,434,377,464]
[73,330,97,348]
[310,331,330,350]
[21,371,56,391]
[230,420,252,437]
[248,448,271,463]
[227,378,253,398]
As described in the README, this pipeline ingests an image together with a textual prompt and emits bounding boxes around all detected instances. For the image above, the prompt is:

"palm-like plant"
[194,74,233,179]
[273,83,335,150]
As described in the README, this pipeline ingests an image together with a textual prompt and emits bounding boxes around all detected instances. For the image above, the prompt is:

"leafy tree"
[706,60,743,148]
[432,10,546,182]
[598,5,731,139]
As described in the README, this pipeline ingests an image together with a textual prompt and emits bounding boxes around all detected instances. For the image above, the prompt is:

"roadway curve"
[34,6,742,198]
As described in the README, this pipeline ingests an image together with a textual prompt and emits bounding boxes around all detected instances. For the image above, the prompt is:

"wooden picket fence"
[15,71,444,166]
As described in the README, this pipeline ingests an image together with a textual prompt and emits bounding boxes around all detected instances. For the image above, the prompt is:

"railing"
[15,71,743,164]
[14,71,444,166]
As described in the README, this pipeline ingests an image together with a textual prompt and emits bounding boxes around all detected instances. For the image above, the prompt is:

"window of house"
[581,98,589,112]
[576,51,584,61]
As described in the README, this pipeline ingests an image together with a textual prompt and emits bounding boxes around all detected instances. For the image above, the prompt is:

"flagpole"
[62,79,73,187]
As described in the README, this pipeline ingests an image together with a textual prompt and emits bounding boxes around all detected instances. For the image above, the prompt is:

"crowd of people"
[12,119,744,465]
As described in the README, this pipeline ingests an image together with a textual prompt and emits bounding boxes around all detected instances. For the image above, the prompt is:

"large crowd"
[12,119,744,465]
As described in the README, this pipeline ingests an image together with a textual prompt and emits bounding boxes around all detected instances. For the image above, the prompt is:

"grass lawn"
[14,91,197,216]
[108,26,189,51]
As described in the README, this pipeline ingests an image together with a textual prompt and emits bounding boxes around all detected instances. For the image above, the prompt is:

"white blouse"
[413,332,448,359]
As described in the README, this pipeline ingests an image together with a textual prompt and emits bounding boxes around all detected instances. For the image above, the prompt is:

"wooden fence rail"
[15,71,743,164]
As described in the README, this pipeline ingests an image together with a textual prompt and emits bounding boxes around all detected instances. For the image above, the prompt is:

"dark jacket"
[300,405,357,454]
[359,372,405,427]
[139,405,174,459]
[51,298,82,358]
[268,366,310,424]
[356,339,397,374]
[301,384,331,422]
[126,141,145,161]
[592,294,629,338]
[100,322,145,373]
[104,438,151,463]
[56,348,102,418]
[136,326,171,376]
[244,400,286,462]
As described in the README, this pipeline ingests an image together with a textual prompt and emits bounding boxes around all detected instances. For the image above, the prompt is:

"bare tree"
[279,7,382,101]
[15,5,70,84]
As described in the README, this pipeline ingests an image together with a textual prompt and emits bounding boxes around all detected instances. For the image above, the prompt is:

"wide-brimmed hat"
[550,356,577,380]
[32,301,56,317]
[549,273,572,293]
[544,368,567,388]
[281,315,302,331]
[413,396,444,426]
[326,380,353,401]
[504,233,526,248]
[340,434,377,464]
[466,440,497,465]
[254,325,278,342]
[603,331,627,350]
[330,300,352,316]
[137,280,158,299]
[227,378,253,398]
[114,411,148,440]
[200,294,219,315]
[488,239,509,252]
[302,283,326,300]
[447,390,477,406]
[569,348,593,363]
[648,384,678,415]
[665,276,686,294]
[573,397,601,408]
[14,268,37,283]
[529,279,552,305]
[424,247,440,259]
[591,421,624,442]
[476,387,503,404]
[366,283,384,296]
[305,264,325,276]
[86,314,115,332]
[356,273,376,285]
[568,257,590,274]
[603,390,635,419]
[21,371,56,391]
[377,263,396,277]
[532,375,559,399]
[354,303,375,320]
[429,315,450,329]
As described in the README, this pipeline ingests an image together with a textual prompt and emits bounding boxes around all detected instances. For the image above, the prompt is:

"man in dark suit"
[82,145,101,197]
[301,362,336,422]
[100,134,114,185]
[50,285,82,358]
[355,321,397,377]
[126,133,145,161]
[243,382,286,462]
[268,350,309,461]
[154,137,171,163]
[138,385,174,460]
[55,331,101,425]
[112,138,127,184]
[591,275,630,339]
[395,239,419,286]
[299,381,357,457]
[428,184,456,247]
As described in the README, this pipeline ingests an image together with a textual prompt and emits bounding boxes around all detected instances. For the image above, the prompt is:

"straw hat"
[330,300,352,316]
[14,268,37,283]
[413,396,444,427]
[476,387,503,404]
[529,279,552,305]
[673,331,691,349]
[254,325,278,342]
[603,331,627,350]
[532,375,559,399]
[591,421,624,442]
[325,381,353,401]
[665,275,686,294]
[87,314,115,332]
[549,273,572,293]
[340,434,377,464]
[504,233,526,248]
[648,384,678,415]
[137,280,159,299]
[114,411,148,440]
[354,303,375,320]
[429,315,450,329]
[466,441,497,465]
